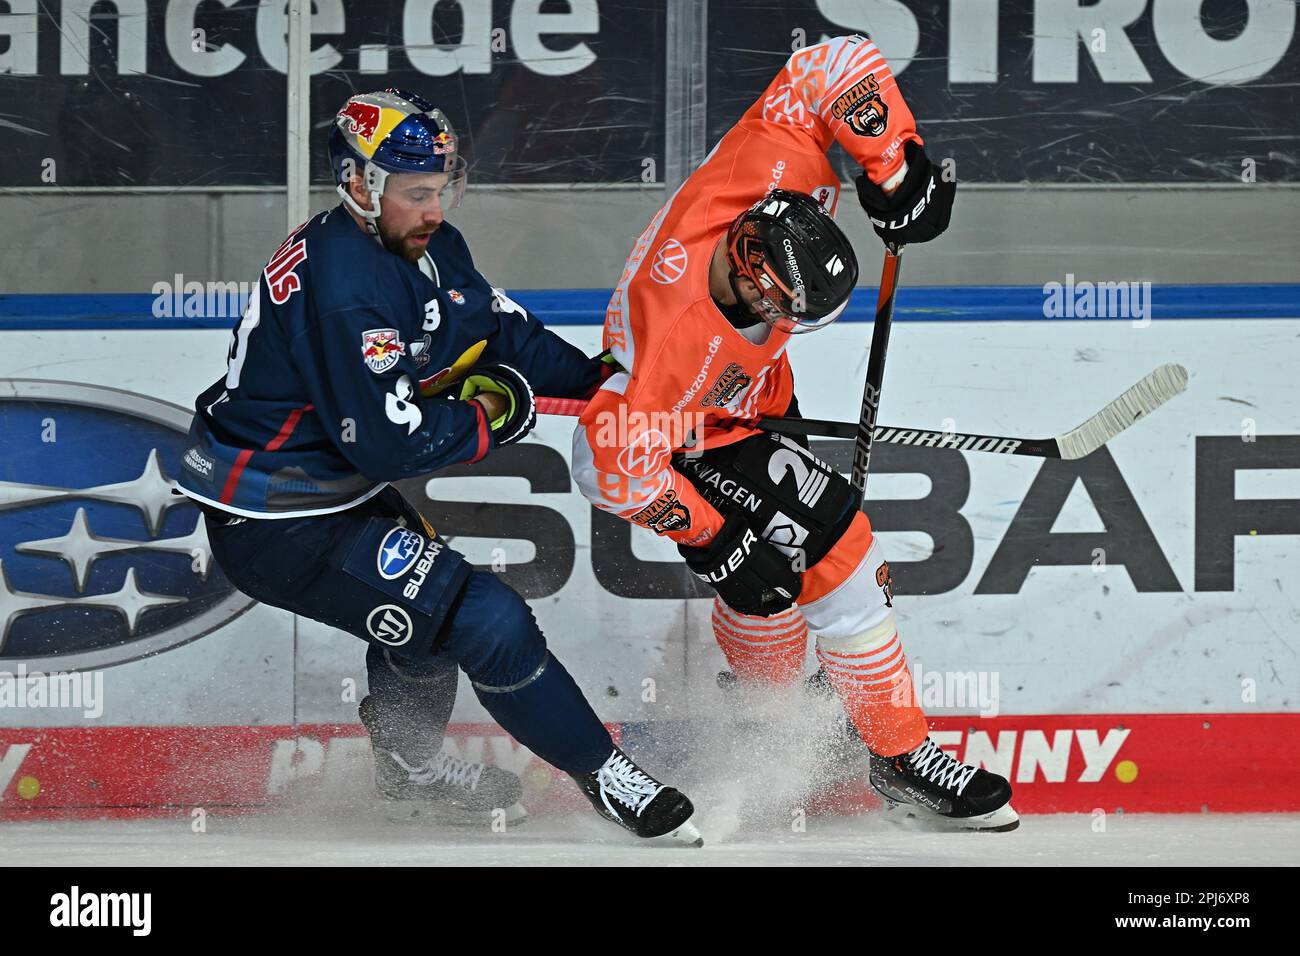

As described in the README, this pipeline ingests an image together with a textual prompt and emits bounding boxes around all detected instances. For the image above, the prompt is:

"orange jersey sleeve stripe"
[743,34,919,186]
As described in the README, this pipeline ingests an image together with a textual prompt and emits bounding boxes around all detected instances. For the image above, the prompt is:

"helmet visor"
[738,266,851,335]
[440,155,468,210]
[380,158,467,214]
[770,295,850,334]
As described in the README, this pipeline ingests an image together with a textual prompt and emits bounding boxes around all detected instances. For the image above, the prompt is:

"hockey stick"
[539,246,904,486]
[756,362,1189,460]
[849,245,902,507]
[537,360,1190,462]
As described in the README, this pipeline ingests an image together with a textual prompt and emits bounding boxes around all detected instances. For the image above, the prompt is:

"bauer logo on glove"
[678,517,801,617]
[457,363,537,446]
[855,140,955,247]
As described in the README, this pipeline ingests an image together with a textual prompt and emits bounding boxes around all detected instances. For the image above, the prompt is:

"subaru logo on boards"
[0,380,255,670]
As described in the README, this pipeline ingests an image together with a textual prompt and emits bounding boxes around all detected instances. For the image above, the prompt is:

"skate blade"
[382,800,529,828]
[880,798,1020,833]
[649,815,705,848]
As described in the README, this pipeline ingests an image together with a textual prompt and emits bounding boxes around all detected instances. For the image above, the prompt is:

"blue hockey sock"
[471,653,612,776]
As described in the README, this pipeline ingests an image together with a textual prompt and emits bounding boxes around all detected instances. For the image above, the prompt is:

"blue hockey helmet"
[328,89,467,237]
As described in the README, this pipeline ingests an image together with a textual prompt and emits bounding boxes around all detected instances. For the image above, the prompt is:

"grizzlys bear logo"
[700,363,752,410]
[631,490,691,534]
[831,73,889,138]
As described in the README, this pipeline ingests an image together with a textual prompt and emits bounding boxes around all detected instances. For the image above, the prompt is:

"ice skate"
[572,749,703,847]
[869,736,1019,832]
[361,695,527,826]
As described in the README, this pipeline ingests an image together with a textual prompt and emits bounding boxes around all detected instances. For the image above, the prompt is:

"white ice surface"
[2,813,1297,867]
[5,681,1297,867]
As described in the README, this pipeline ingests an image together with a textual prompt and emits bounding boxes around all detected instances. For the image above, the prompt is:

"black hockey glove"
[678,515,801,617]
[458,363,536,446]
[855,140,955,248]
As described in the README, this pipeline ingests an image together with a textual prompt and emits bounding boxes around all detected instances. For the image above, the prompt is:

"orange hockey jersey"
[572,34,920,547]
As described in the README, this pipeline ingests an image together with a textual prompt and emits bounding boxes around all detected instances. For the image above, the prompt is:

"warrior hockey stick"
[849,245,902,507]
[537,360,1190,462]
[757,361,1190,460]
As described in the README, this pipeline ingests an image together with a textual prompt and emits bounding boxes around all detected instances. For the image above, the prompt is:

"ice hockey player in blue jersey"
[175,89,701,845]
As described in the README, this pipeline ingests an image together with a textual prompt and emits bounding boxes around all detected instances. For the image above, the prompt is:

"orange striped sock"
[711,597,809,685]
[815,619,928,757]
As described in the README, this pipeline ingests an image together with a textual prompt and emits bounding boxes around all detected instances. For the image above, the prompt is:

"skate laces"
[392,751,485,792]
[906,738,977,796]
[597,752,663,817]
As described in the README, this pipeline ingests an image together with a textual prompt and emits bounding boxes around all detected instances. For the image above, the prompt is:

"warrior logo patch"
[831,73,889,138]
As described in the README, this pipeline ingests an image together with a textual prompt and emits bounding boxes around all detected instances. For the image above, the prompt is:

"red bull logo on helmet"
[432,130,456,156]
[339,101,382,145]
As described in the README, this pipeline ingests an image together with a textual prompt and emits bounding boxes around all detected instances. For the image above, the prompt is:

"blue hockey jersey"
[176,205,599,517]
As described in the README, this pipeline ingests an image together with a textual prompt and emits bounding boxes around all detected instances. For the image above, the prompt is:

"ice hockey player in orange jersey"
[572,34,1018,830]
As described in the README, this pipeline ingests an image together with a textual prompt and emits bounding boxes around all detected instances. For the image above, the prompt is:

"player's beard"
[378,219,438,263]
[716,297,759,329]
[717,272,766,329]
